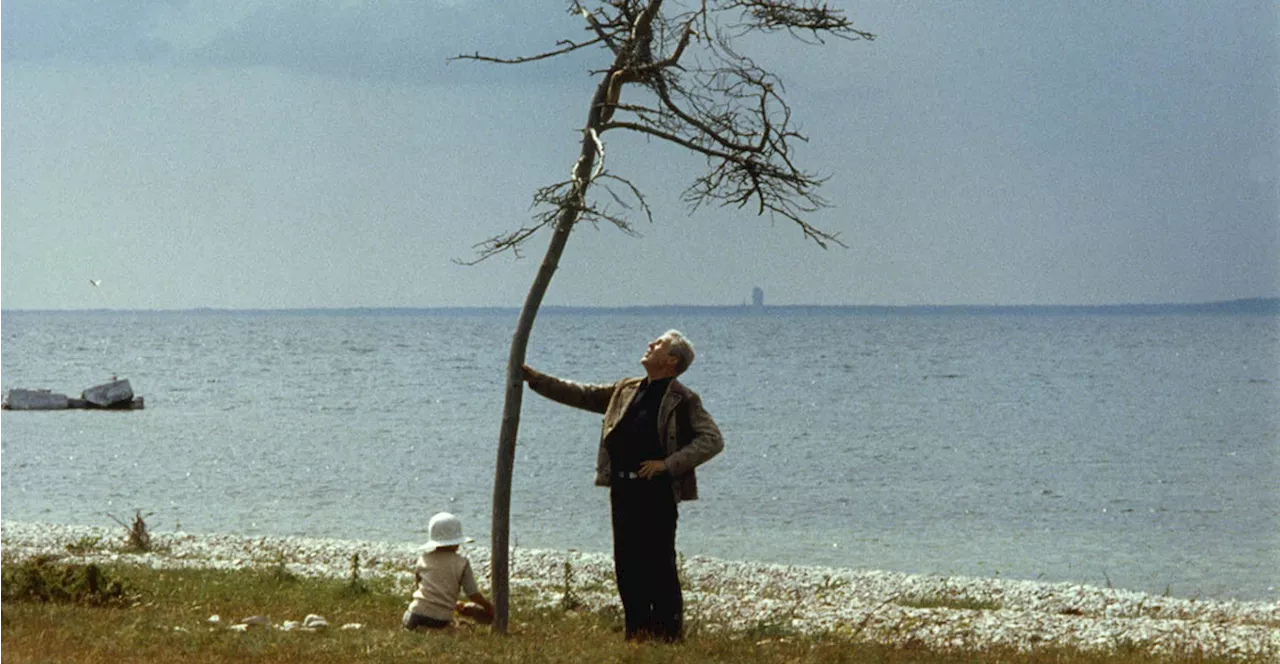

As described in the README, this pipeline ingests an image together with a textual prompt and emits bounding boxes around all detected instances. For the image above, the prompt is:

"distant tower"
[752,287,764,308]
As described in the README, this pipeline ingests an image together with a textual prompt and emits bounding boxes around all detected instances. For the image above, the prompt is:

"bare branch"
[595,172,655,226]
[454,178,579,265]
[648,68,778,155]
[456,223,548,265]
[725,0,876,42]
[463,0,867,262]
[571,3,609,48]
[457,164,658,263]
[602,121,738,161]
[450,37,602,65]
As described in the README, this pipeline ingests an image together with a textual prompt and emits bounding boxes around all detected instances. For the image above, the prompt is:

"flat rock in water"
[4,389,70,410]
[82,380,133,407]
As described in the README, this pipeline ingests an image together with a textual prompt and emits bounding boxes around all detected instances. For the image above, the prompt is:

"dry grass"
[0,560,1245,664]
[894,593,1004,612]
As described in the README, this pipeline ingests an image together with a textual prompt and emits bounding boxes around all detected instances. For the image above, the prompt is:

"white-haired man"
[522,329,724,643]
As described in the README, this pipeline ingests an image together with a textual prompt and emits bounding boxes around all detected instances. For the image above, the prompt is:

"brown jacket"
[526,372,724,502]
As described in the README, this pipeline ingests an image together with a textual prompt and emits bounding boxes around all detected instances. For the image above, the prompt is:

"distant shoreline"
[4,297,1278,316]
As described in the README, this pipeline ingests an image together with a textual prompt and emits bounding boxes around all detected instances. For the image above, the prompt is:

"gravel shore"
[3,521,1276,660]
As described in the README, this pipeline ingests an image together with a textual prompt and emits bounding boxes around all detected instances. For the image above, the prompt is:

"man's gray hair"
[665,329,695,376]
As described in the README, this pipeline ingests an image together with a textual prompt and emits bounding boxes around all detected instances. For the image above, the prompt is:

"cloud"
[2,0,589,83]
[1,0,174,62]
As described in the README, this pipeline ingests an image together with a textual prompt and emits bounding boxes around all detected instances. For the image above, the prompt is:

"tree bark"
[490,71,615,634]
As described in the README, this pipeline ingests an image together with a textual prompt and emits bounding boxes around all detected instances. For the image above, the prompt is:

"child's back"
[402,512,493,631]
[407,548,479,622]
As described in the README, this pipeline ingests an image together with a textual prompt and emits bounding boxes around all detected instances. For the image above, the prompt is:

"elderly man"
[522,329,724,643]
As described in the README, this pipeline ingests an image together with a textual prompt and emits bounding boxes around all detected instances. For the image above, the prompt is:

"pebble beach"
[3,521,1276,660]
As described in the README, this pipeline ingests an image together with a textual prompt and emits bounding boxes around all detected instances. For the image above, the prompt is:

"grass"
[895,593,1004,612]
[0,558,1248,664]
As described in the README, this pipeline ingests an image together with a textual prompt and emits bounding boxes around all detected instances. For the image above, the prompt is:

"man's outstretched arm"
[522,364,614,414]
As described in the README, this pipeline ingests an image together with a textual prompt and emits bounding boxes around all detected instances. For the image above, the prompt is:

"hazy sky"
[3,1,1277,309]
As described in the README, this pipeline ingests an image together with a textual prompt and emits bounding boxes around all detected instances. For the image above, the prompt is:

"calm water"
[2,309,1277,601]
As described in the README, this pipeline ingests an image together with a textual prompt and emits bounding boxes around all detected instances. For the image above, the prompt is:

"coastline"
[2,521,1276,659]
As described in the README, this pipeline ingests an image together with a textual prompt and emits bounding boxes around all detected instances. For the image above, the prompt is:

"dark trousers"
[610,477,682,642]
[401,610,450,631]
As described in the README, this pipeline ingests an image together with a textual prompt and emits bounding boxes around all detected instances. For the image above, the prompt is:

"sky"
[2,1,1277,309]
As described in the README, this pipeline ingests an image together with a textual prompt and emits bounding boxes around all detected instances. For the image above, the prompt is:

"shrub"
[65,535,104,554]
[108,510,153,552]
[1,557,134,606]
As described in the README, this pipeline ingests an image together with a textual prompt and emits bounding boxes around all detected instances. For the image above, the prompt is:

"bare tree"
[454,0,873,634]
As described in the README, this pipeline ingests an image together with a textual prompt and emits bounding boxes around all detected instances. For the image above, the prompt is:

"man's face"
[641,333,678,373]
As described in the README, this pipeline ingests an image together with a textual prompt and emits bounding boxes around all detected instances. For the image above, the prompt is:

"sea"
[2,306,1277,602]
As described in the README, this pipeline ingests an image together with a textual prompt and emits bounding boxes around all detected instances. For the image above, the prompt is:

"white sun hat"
[424,512,473,552]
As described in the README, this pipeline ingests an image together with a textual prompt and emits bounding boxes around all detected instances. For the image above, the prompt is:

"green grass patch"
[64,534,106,555]
[895,593,1004,612]
[1,556,135,607]
[0,560,1245,664]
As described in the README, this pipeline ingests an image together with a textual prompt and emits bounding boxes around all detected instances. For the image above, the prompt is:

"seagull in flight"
[89,279,102,287]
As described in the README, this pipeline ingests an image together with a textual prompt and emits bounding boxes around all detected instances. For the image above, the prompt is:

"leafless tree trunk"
[455,0,873,634]
[486,73,617,635]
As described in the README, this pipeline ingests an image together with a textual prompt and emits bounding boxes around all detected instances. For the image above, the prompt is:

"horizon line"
[3,297,1277,315]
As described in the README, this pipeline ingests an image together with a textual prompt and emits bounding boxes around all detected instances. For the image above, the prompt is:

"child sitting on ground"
[402,512,495,631]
